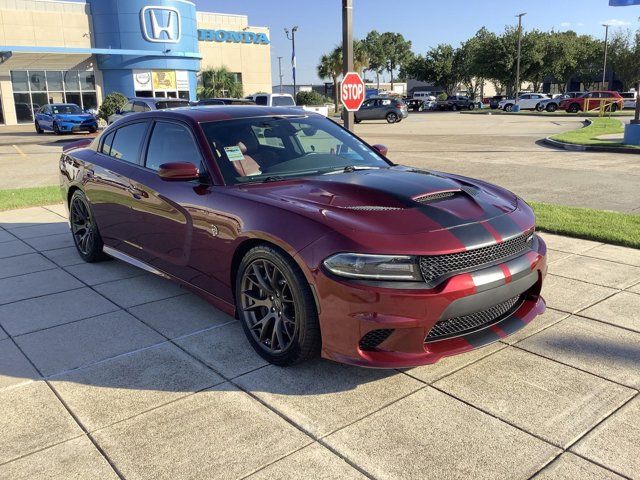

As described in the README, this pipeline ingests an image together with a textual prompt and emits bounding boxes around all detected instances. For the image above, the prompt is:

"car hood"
[54,114,94,121]
[235,166,522,236]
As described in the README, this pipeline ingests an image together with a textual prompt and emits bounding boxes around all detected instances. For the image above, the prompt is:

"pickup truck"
[246,93,329,116]
[437,95,475,111]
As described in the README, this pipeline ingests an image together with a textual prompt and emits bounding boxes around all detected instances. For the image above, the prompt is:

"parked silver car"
[107,97,190,124]
[354,97,408,123]
[537,92,584,112]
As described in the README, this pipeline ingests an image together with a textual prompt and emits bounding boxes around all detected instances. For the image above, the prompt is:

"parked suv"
[489,95,507,109]
[498,93,549,112]
[559,91,624,113]
[438,95,474,111]
[107,97,191,124]
[537,92,584,112]
[354,97,408,123]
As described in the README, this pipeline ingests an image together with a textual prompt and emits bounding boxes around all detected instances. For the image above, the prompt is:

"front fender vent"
[359,329,394,350]
[342,205,403,211]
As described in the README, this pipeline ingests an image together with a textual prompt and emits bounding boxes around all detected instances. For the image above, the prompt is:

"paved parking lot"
[1,113,639,212]
[1,205,639,479]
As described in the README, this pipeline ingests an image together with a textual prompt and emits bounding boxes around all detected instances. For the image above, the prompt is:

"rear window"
[620,92,635,99]
[272,96,295,106]
[109,122,148,163]
[156,101,190,110]
[254,96,268,106]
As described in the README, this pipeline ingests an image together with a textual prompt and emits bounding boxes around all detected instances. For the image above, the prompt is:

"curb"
[543,119,640,155]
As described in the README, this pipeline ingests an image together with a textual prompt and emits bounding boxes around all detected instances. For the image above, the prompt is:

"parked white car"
[246,93,329,116]
[412,91,436,102]
[498,93,549,112]
[621,92,637,109]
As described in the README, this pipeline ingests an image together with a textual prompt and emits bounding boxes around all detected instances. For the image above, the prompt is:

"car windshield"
[272,96,296,106]
[156,101,190,110]
[202,115,390,184]
[51,104,82,114]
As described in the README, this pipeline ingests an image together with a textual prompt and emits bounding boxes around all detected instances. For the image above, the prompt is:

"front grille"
[425,295,522,341]
[419,232,533,285]
[359,329,394,351]
[414,191,457,204]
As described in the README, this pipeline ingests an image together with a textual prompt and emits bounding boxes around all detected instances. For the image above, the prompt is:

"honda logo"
[141,6,181,43]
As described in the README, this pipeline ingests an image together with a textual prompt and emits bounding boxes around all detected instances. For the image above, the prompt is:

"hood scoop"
[413,190,460,204]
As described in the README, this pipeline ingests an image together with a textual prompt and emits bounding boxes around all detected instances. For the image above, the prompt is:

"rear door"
[84,121,151,254]
[125,120,212,281]
[38,106,54,130]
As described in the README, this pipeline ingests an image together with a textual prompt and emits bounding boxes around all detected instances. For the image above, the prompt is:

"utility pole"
[342,0,354,130]
[277,56,283,93]
[284,27,298,97]
[602,24,610,88]
[515,12,526,106]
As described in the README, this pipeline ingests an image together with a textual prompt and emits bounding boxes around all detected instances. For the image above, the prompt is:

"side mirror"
[115,109,122,115]
[158,162,200,181]
[372,144,388,156]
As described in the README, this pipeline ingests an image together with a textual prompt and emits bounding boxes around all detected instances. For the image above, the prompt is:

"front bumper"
[56,121,98,133]
[314,235,547,368]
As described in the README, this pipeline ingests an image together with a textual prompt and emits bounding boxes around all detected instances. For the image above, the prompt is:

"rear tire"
[567,103,580,113]
[236,245,321,366]
[451,104,458,111]
[504,104,514,112]
[53,122,61,135]
[89,126,97,134]
[69,190,107,263]
[354,117,361,124]
[35,122,43,134]
[535,103,544,112]
[386,112,398,123]
[468,103,475,110]
[609,103,618,113]
[546,103,557,113]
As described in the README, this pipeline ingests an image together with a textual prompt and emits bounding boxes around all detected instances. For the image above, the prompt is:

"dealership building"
[0,0,272,125]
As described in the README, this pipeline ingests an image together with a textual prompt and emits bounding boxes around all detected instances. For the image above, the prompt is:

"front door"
[125,120,219,290]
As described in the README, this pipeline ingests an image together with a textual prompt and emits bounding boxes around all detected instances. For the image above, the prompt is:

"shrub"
[437,92,448,101]
[98,92,128,121]
[296,90,329,106]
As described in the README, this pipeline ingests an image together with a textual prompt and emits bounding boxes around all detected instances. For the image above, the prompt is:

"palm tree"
[317,47,342,111]
[198,66,243,99]
[317,43,370,111]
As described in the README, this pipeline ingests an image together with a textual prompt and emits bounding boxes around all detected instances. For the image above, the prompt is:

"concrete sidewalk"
[1,205,639,479]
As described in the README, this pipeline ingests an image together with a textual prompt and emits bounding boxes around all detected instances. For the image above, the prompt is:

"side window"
[109,122,148,163]
[101,130,115,156]
[254,95,268,106]
[133,102,147,113]
[145,122,203,172]
[121,101,134,113]
[381,99,391,106]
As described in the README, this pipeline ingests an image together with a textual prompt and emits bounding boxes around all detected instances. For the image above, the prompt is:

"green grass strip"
[549,117,632,148]
[0,186,62,212]
[531,201,640,249]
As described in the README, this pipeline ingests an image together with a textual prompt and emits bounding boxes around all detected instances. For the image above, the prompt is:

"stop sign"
[340,72,365,112]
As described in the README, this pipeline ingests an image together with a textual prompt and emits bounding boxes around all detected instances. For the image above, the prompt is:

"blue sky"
[192,0,639,85]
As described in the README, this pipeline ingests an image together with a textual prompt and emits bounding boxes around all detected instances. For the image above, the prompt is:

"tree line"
[318,26,640,105]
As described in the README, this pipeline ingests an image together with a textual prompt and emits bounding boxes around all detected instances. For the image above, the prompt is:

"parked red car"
[559,91,624,113]
[60,106,547,368]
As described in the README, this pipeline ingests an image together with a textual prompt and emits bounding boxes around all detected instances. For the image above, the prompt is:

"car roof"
[130,97,190,103]
[48,103,79,107]
[111,106,310,124]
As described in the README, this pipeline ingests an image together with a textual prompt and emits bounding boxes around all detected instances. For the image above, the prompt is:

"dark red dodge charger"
[60,106,547,368]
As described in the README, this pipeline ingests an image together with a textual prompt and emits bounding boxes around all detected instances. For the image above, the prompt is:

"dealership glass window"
[10,69,98,123]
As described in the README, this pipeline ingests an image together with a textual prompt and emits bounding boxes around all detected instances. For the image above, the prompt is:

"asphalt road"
[1,112,638,213]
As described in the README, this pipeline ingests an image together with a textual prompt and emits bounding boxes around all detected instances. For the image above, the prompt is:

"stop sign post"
[340,72,365,112]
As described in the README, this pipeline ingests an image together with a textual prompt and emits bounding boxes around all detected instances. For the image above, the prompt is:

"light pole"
[277,56,283,93]
[602,24,610,88]
[342,0,354,131]
[515,12,526,105]
[284,26,298,97]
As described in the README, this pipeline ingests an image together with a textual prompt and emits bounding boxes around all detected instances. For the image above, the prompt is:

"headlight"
[323,253,423,281]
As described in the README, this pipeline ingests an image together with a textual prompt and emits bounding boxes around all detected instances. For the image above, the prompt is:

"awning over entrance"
[0,46,201,72]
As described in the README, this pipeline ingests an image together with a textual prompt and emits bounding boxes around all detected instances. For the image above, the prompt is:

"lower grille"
[359,329,394,351]
[425,296,522,342]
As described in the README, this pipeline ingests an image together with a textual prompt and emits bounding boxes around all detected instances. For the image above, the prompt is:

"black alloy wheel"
[567,103,580,113]
[546,103,558,112]
[53,122,61,135]
[35,122,43,134]
[386,112,398,123]
[237,245,320,366]
[504,104,514,112]
[610,103,618,112]
[468,103,475,110]
[69,190,106,262]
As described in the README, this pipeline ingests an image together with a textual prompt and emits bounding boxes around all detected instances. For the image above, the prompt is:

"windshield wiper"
[339,165,382,173]
[263,175,287,182]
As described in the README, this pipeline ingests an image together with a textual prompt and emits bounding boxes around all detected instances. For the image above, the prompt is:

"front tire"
[609,103,618,113]
[53,122,61,135]
[236,245,321,366]
[386,112,398,123]
[451,104,458,111]
[546,103,558,112]
[567,103,580,113]
[504,104,514,112]
[535,103,544,112]
[69,190,106,263]
[468,103,475,110]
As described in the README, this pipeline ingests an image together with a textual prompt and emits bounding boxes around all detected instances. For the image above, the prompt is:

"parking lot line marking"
[12,144,27,158]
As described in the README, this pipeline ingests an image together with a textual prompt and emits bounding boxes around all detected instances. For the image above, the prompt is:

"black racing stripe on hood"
[436,218,498,249]
[487,212,526,241]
